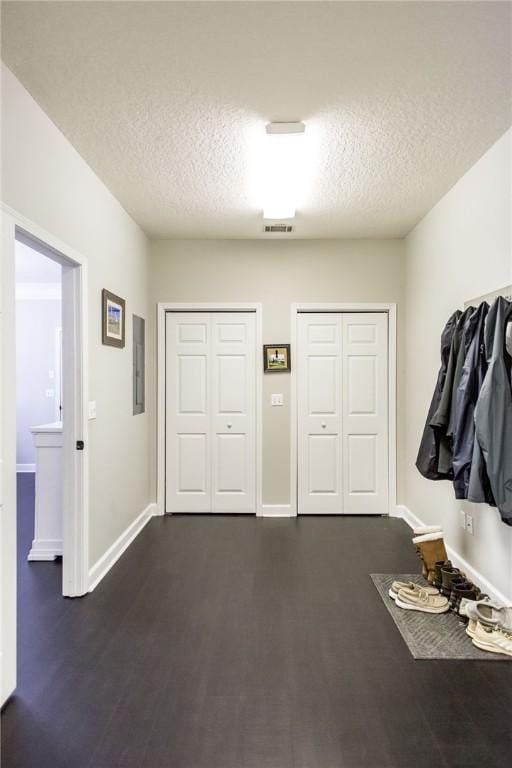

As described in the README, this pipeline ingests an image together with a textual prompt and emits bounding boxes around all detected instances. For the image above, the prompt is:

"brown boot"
[412,532,448,584]
[412,526,443,579]
[414,543,428,579]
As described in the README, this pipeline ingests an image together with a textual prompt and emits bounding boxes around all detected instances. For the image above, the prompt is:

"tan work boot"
[412,532,448,584]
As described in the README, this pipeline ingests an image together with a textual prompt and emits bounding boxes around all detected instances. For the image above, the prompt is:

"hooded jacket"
[416,311,461,480]
[452,302,493,501]
[474,297,512,526]
[430,306,475,477]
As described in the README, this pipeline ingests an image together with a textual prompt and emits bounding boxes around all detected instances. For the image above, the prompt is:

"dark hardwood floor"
[2,473,511,768]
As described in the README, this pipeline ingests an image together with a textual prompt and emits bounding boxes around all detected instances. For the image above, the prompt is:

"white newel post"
[28,422,63,561]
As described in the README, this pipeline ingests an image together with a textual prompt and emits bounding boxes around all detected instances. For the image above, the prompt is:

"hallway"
[2,475,511,768]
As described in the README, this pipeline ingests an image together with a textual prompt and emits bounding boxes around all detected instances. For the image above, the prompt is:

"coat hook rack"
[464,284,512,310]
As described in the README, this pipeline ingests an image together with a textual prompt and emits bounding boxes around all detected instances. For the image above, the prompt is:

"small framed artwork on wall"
[102,289,126,348]
[263,344,291,373]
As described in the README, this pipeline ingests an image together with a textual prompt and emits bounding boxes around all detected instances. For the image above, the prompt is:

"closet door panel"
[342,313,388,514]
[177,434,208,493]
[216,434,246,493]
[165,313,211,512]
[211,313,256,513]
[298,314,343,514]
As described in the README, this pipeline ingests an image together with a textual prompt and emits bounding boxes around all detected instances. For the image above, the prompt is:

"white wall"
[1,64,152,564]
[404,128,512,601]
[150,238,406,506]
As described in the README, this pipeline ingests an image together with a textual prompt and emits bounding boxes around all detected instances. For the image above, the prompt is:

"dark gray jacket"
[474,297,512,526]
[416,311,461,480]
[430,306,475,476]
[452,302,493,501]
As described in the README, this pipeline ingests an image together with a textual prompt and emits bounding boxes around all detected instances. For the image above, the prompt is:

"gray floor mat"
[370,573,510,660]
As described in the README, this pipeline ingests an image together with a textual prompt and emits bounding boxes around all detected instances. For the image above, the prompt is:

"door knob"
[227,423,232,429]
[321,423,326,428]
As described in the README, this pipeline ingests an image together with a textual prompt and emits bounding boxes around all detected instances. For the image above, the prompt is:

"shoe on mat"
[466,602,512,638]
[433,559,452,589]
[388,580,439,601]
[449,581,480,613]
[459,594,490,619]
[395,586,449,614]
[471,621,512,657]
[440,565,465,597]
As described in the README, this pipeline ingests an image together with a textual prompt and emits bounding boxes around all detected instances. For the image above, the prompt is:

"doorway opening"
[16,238,63,571]
[13,227,89,596]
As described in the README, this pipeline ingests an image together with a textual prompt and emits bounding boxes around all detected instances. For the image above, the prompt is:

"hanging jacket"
[467,420,496,506]
[452,302,492,500]
[430,306,475,476]
[474,297,512,526]
[416,310,461,480]
[447,306,478,440]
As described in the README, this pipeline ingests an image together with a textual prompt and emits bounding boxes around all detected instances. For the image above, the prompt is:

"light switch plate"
[88,401,97,420]
[271,393,284,406]
[459,509,466,530]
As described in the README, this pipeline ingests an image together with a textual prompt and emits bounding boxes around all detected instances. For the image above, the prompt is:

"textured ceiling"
[1,1,511,239]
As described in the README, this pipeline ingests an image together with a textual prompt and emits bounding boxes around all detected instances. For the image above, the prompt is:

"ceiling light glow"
[260,122,306,220]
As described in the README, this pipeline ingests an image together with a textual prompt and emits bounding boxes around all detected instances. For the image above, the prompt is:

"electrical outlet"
[45,388,55,398]
[271,393,284,406]
[466,513,474,535]
[459,509,466,530]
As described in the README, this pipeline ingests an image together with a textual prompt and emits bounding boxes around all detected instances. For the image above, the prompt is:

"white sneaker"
[472,621,512,657]
[465,602,512,638]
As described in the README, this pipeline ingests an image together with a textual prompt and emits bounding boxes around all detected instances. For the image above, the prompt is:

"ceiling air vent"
[264,224,293,233]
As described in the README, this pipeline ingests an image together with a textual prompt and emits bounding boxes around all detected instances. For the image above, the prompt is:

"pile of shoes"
[388,523,512,658]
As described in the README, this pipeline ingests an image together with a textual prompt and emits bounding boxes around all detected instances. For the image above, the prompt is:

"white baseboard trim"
[395,504,510,606]
[259,504,295,517]
[394,503,424,529]
[88,503,157,592]
[28,538,62,560]
[17,463,35,473]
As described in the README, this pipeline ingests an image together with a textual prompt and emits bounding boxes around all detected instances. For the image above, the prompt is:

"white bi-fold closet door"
[165,312,256,514]
[297,312,389,515]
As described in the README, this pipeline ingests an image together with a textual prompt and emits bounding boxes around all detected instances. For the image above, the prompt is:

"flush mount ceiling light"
[261,122,306,220]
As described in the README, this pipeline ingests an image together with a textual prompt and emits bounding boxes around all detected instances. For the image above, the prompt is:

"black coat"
[474,297,512,526]
[452,302,493,501]
[416,311,461,480]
